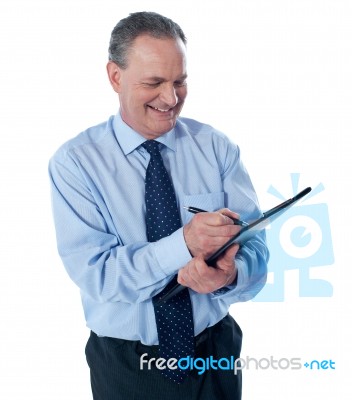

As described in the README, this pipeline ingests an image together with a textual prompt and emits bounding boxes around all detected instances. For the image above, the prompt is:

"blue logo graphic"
[304,360,336,370]
[253,173,334,302]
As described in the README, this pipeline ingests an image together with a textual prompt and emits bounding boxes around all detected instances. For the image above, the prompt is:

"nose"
[159,83,178,108]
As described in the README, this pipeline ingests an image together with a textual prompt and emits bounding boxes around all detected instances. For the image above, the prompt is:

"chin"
[151,120,177,136]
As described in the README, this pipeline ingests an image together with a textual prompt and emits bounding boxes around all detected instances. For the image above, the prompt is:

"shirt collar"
[113,112,177,155]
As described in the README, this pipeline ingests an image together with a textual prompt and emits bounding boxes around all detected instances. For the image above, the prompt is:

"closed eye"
[143,82,162,88]
[142,77,187,89]
[174,80,187,87]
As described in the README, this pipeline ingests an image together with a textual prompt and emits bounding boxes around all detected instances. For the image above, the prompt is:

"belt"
[98,315,228,351]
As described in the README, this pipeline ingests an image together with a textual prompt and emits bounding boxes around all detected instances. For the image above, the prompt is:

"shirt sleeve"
[49,151,191,305]
[210,135,269,303]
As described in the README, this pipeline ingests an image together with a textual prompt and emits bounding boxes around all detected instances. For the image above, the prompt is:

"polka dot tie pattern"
[142,140,195,383]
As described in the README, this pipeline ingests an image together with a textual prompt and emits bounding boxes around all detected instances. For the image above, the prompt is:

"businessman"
[49,11,268,400]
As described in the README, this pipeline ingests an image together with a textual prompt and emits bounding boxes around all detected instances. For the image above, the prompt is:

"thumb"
[221,243,240,263]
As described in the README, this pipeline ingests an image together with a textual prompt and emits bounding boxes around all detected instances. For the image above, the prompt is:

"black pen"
[183,206,249,227]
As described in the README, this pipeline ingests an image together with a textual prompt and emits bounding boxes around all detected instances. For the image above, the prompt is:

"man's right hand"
[183,208,241,259]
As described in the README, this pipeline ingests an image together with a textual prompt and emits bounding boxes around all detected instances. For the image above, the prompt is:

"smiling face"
[107,35,188,139]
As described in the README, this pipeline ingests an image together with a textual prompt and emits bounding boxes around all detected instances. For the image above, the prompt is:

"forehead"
[126,35,187,73]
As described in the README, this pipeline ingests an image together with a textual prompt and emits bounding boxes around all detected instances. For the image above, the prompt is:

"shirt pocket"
[181,192,225,224]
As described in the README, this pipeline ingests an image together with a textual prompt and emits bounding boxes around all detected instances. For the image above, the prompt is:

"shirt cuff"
[210,256,246,298]
[152,227,192,276]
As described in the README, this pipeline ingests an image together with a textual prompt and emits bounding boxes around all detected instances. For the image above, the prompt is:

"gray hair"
[108,11,187,69]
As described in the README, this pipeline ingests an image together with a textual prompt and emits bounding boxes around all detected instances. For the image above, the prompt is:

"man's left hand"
[177,244,239,293]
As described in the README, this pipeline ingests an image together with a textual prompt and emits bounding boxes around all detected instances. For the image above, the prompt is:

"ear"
[106,61,122,93]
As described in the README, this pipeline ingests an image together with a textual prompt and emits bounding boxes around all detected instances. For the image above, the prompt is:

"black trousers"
[85,314,242,400]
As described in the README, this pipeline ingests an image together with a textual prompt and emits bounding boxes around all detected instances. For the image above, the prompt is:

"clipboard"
[157,186,312,303]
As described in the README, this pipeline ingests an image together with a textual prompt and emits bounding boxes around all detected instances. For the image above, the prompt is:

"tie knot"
[142,140,161,156]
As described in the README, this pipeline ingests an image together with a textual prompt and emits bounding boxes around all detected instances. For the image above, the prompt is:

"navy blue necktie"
[143,140,194,383]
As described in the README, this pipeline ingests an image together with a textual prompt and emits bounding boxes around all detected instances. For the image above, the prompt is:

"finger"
[199,222,241,239]
[193,211,235,227]
[223,243,240,261]
[217,208,241,221]
[190,256,210,280]
[179,268,204,292]
[179,258,232,293]
[180,257,215,290]
[177,266,190,286]
[216,244,239,267]
[178,262,202,288]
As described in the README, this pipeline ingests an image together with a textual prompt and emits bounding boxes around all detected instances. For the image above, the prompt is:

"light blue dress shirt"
[49,112,268,345]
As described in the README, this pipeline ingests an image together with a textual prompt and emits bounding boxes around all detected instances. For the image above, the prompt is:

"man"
[49,11,268,400]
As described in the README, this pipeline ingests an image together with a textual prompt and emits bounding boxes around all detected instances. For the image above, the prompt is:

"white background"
[0,0,350,398]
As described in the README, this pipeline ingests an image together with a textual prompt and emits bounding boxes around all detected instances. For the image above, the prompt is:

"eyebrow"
[145,74,188,82]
